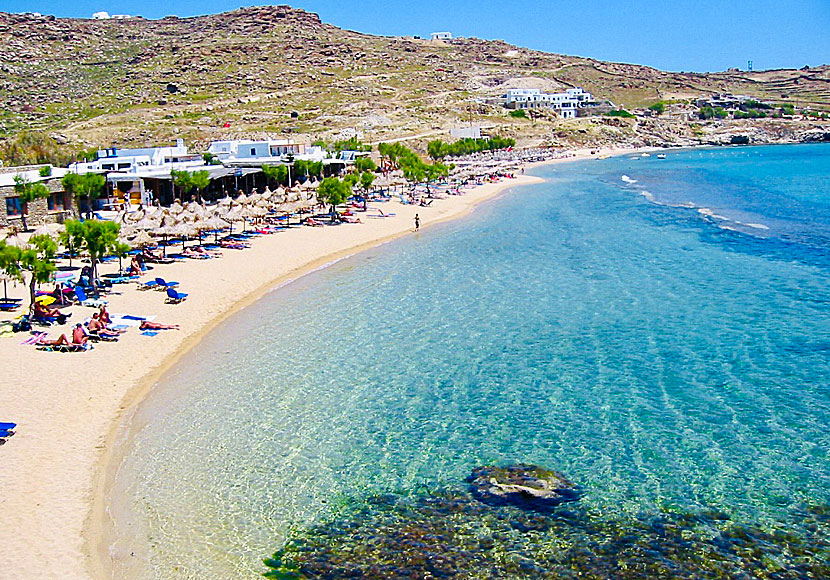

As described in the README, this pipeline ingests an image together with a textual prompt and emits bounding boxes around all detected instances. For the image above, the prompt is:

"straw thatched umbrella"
[171,222,197,250]
[2,233,28,249]
[168,201,184,215]
[203,214,230,243]
[153,214,181,257]
[31,224,57,239]
[224,206,245,233]
[133,215,160,232]
[131,230,155,248]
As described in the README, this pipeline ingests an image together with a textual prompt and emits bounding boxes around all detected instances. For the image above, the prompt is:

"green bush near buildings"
[509,109,528,119]
[648,102,666,115]
[699,106,729,120]
[606,109,635,118]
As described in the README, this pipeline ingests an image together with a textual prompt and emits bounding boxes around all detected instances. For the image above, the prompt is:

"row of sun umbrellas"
[119,187,320,250]
[0,186,320,258]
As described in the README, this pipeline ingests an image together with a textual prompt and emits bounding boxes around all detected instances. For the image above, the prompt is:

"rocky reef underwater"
[263,464,830,579]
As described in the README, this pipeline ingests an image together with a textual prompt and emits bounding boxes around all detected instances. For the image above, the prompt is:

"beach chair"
[36,343,90,352]
[0,426,14,445]
[165,287,188,304]
[154,277,179,291]
[86,331,119,342]
[137,279,159,290]
[0,422,16,431]
[74,286,108,308]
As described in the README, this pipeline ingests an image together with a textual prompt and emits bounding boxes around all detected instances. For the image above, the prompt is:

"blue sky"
[6,0,829,72]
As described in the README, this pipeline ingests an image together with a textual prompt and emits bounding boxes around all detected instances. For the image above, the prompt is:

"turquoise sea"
[111,144,830,578]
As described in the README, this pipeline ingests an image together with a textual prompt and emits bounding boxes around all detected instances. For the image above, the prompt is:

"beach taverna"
[0,164,75,229]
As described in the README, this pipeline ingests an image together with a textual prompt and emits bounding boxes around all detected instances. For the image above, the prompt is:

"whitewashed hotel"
[503,88,594,118]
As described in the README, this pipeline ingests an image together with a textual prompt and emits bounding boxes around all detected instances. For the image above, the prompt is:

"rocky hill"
[0,5,828,154]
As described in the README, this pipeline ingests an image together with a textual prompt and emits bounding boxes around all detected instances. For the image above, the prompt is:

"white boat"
[657,154,666,159]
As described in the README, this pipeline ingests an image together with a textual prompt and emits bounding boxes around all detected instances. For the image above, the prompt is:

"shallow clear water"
[113,144,830,578]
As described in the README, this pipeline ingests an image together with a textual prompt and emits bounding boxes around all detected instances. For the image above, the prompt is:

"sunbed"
[165,287,188,304]
[35,343,90,352]
[74,286,108,308]
[0,422,16,431]
[154,277,179,290]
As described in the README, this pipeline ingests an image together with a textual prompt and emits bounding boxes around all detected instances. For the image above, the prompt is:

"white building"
[450,126,482,139]
[503,87,594,118]
[69,139,204,175]
[207,139,326,166]
[68,139,206,206]
[431,32,452,41]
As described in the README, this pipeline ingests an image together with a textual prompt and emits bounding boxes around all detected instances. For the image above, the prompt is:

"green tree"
[293,159,323,181]
[353,156,377,173]
[203,152,220,165]
[359,171,375,194]
[425,162,450,184]
[13,175,50,231]
[171,169,194,200]
[58,220,84,268]
[190,170,211,202]
[427,140,446,160]
[113,241,132,274]
[262,164,289,187]
[0,234,57,309]
[316,177,351,222]
[509,109,528,119]
[62,172,106,217]
[64,219,120,285]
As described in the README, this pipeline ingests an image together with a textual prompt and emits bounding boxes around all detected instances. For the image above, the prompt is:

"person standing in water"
[414,213,420,231]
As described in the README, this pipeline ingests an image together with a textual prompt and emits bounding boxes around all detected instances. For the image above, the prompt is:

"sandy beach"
[0,147,639,580]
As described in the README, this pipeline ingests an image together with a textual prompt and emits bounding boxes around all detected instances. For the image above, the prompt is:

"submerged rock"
[467,463,583,511]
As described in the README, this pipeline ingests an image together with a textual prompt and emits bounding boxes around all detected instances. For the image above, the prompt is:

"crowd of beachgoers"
[0,164,525,356]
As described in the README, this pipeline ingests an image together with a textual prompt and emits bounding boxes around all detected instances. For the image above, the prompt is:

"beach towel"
[21,332,47,345]
[140,331,159,337]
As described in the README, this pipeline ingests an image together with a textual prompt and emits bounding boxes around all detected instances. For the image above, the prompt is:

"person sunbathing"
[37,333,70,346]
[71,323,88,345]
[128,255,143,276]
[88,313,122,339]
[38,324,87,346]
[33,300,68,324]
[98,304,112,325]
[140,320,180,331]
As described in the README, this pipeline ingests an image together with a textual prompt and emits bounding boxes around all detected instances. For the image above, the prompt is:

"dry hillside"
[1,5,828,152]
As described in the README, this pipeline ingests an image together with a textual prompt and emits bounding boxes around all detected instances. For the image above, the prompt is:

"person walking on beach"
[414,213,420,231]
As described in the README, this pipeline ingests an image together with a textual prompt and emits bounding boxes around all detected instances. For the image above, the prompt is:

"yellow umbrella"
[35,295,56,306]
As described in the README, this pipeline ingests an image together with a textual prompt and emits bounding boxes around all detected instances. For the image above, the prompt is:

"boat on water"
[657,154,667,159]
[641,153,651,157]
